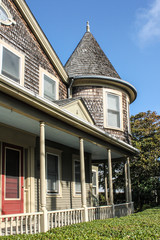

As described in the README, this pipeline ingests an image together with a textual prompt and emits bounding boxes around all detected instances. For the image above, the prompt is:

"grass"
[1,207,160,239]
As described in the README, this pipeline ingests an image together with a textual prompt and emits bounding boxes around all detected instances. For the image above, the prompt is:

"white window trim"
[39,67,59,101]
[72,155,81,197]
[46,147,62,197]
[92,169,98,196]
[103,88,123,131]
[0,2,16,26]
[0,39,24,86]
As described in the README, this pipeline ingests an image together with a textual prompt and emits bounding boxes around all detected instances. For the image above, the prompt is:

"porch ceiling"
[0,105,123,160]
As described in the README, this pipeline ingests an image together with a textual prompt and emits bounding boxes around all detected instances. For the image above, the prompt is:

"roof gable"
[54,98,94,124]
[65,31,120,79]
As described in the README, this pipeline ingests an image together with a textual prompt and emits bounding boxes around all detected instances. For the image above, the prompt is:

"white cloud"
[135,0,160,46]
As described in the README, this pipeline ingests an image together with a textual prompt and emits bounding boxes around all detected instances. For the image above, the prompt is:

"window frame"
[103,89,123,130]
[72,156,81,197]
[39,67,59,101]
[46,147,62,197]
[0,40,24,86]
[92,170,98,196]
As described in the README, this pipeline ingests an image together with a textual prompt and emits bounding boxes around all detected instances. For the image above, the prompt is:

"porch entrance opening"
[2,143,24,215]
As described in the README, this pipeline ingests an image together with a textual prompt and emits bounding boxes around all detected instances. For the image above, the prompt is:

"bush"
[1,207,160,239]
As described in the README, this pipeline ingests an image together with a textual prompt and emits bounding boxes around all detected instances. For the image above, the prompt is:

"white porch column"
[124,161,129,203]
[108,149,113,205]
[104,163,109,205]
[79,137,88,222]
[40,121,47,232]
[127,157,132,203]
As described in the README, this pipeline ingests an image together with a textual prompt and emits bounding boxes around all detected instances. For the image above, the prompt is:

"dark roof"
[65,31,120,79]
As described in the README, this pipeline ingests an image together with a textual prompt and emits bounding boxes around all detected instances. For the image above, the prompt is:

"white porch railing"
[48,208,84,230]
[0,203,134,236]
[88,205,113,221]
[0,212,42,236]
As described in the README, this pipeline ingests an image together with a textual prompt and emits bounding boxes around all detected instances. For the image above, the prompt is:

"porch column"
[40,121,47,232]
[127,157,132,203]
[124,161,129,203]
[79,137,88,222]
[104,163,109,205]
[108,149,113,205]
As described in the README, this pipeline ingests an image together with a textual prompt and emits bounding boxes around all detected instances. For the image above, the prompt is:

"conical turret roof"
[65,26,120,79]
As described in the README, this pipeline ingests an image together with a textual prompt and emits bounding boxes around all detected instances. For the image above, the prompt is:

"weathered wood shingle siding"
[1,0,67,99]
[73,86,131,143]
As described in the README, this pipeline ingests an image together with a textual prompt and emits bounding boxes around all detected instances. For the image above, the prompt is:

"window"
[1,47,20,83]
[46,153,59,193]
[92,171,97,196]
[74,160,81,194]
[39,67,59,101]
[107,93,120,128]
[43,74,56,101]
[0,41,24,85]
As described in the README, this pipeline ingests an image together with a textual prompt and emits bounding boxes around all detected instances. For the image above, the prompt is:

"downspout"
[68,78,74,98]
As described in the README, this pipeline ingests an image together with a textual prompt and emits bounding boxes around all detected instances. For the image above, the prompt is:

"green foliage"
[131,111,160,209]
[1,207,160,239]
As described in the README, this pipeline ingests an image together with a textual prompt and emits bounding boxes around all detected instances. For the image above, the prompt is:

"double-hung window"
[43,74,56,101]
[46,153,59,193]
[74,160,81,194]
[106,92,121,129]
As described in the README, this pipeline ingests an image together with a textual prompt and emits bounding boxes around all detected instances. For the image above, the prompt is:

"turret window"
[107,93,120,128]
[104,89,122,130]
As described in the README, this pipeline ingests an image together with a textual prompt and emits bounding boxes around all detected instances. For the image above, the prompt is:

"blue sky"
[25,0,160,116]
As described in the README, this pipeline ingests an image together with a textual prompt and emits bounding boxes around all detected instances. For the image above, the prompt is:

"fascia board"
[0,75,139,155]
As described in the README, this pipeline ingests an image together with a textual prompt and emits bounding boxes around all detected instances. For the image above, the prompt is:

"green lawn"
[1,207,160,239]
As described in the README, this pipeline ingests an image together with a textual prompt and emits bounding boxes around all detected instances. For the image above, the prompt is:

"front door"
[2,143,24,215]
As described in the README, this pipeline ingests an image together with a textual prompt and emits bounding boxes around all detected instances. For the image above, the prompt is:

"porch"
[0,85,138,236]
[0,203,134,236]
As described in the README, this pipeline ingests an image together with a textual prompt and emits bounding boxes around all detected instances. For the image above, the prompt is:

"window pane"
[5,148,20,199]
[92,172,96,187]
[47,154,58,192]
[44,74,56,101]
[108,110,120,128]
[2,47,20,82]
[107,94,119,111]
[75,161,81,193]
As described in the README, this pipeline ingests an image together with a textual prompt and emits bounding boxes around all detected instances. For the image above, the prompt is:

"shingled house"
[0,0,138,235]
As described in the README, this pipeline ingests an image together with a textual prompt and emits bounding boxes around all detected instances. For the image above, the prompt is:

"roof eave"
[0,75,139,156]
[71,75,137,103]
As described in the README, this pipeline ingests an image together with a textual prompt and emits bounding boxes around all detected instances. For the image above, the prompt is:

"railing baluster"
[34,215,36,234]
[5,218,7,236]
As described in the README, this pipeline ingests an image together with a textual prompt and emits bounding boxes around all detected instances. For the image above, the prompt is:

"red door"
[2,143,24,215]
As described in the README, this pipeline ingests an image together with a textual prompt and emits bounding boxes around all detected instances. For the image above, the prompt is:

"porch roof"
[0,75,139,159]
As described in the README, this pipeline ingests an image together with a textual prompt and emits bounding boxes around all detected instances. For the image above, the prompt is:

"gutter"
[71,75,137,103]
[0,75,139,155]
